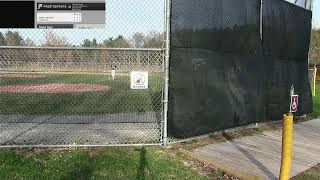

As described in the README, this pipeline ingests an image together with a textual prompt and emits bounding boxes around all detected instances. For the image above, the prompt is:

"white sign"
[131,71,148,89]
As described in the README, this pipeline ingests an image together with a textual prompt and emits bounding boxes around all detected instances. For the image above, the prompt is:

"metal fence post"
[163,0,171,146]
[308,0,314,68]
[307,0,314,10]
[260,0,263,42]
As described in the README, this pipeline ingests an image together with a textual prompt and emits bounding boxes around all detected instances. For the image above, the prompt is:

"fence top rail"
[0,46,164,52]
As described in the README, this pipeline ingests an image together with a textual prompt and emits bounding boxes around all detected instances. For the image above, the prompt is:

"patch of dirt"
[171,121,283,151]
[0,73,45,78]
[0,83,111,93]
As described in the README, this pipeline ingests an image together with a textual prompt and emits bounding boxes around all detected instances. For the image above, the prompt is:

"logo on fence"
[290,95,299,113]
[131,71,148,89]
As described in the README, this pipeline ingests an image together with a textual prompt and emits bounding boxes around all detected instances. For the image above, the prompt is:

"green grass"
[0,147,207,180]
[311,83,320,117]
[0,73,163,115]
[292,164,320,180]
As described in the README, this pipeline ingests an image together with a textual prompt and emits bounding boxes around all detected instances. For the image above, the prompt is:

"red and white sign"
[290,95,299,113]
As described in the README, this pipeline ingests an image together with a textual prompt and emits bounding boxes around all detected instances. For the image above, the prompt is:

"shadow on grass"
[61,165,94,180]
[136,147,155,180]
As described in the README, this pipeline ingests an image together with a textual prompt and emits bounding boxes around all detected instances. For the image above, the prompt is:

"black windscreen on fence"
[169,0,313,138]
[263,0,313,119]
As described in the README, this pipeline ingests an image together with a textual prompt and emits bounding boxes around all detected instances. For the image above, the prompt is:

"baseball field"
[0,71,164,145]
[0,71,163,115]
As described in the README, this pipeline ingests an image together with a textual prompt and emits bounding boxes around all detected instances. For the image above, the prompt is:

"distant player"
[111,62,117,80]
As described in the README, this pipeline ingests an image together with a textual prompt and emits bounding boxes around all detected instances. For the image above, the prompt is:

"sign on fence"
[290,95,299,113]
[131,71,149,89]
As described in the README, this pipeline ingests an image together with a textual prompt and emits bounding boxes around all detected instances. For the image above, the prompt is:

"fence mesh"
[0,0,166,147]
[0,47,164,146]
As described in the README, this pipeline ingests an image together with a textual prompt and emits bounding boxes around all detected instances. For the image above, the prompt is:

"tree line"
[81,32,163,48]
[310,29,320,64]
[0,31,163,48]
[2,28,318,61]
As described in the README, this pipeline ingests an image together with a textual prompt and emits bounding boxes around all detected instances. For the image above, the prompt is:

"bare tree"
[42,31,67,47]
[0,32,6,46]
[143,32,164,48]
[102,36,130,48]
[23,38,36,47]
[310,29,320,64]
[132,32,145,48]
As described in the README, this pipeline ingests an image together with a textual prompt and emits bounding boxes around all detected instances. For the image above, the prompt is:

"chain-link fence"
[0,47,165,147]
[0,0,167,147]
[0,47,164,72]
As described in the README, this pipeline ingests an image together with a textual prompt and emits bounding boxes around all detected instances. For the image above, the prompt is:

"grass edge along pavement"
[292,164,320,180]
[169,116,318,179]
[168,123,281,180]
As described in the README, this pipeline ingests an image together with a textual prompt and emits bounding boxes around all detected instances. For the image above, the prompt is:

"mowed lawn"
[0,147,207,180]
[311,83,320,117]
[0,73,163,115]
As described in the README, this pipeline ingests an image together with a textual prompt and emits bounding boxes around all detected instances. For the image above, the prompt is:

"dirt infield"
[0,73,45,78]
[0,84,111,93]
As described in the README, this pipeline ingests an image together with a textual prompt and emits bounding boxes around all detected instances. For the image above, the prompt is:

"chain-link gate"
[0,0,168,147]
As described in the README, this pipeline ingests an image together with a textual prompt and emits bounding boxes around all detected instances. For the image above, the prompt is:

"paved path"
[0,113,161,146]
[193,119,320,180]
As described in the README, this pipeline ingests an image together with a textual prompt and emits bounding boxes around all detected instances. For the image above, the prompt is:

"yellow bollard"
[279,114,294,180]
